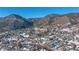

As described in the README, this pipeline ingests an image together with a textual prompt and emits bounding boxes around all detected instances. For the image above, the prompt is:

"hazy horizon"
[0,7,79,18]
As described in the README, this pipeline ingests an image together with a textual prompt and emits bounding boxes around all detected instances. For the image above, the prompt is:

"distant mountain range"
[0,13,79,32]
[34,13,79,27]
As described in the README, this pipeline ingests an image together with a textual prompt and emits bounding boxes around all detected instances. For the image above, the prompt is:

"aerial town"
[0,13,79,51]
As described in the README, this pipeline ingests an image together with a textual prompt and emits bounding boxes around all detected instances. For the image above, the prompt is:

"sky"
[0,7,79,18]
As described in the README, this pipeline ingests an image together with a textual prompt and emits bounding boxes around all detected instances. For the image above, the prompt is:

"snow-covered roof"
[61,28,72,32]
[20,33,29,38]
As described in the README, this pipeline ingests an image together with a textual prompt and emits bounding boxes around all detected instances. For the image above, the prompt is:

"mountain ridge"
[0,14,33,32]
[0,13,79,32]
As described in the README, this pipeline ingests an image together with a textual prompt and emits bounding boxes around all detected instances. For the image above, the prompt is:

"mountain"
[34,13,79,27]
[0,14,33,32]
[0,13,79,32]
